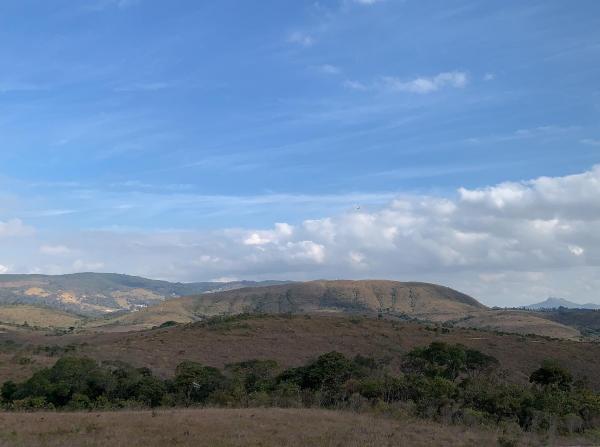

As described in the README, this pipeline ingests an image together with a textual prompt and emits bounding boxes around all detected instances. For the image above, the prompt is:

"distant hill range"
[523,297,600,310]
[0,273,289,316]
[97,279,489,330]
[0,276,588,340]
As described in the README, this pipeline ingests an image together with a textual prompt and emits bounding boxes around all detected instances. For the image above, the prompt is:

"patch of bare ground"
[0,408,554,447]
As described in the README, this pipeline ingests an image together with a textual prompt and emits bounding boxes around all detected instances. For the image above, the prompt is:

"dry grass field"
[0,305,82,329]
[2,314,599,389]
[0,408,576,447]
[451,310,582,340]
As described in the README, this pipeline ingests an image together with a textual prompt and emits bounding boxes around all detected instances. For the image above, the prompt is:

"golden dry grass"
[452,310,581,340]
[0,305,82,328]
[0,408,510,447]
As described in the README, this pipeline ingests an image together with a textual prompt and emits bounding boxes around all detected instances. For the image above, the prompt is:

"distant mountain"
[98,280,487,330]
[524,297,600,310]
[0,273,290,316]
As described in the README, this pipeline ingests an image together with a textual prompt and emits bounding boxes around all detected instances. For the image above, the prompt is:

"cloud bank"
[2,167,600,306]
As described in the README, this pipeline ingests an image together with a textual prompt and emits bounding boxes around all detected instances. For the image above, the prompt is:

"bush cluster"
[2,342,599,435]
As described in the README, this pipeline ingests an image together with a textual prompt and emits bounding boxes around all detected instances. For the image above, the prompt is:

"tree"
[174,361,225,403]
[465,349,499,377]
[225,359,279,394]
[530,360,573,391]
[403,342,468,380]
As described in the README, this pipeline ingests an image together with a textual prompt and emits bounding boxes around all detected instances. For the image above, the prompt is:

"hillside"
[93,280,582,339]
[3,314,599,389]
[0,304,83,329]
[100,279,485,330]
[0,273,288,316]
[535,308,600,339]
[448,309,581,339]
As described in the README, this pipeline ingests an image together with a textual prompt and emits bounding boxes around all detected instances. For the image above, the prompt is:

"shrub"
[174,361,225,404]
[225,359,279,394]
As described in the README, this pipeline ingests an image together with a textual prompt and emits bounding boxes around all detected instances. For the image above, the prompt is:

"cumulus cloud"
[2,167,600,306]
[0,265,9,274]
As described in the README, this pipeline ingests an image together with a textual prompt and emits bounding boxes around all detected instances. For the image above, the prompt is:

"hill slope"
[0,304,83,329]
[95,280,584,339]
[0,273,288,316]
[5,314,598,389]
[186,279,486,315]
[95,279,485,330]
[535,308,600,339]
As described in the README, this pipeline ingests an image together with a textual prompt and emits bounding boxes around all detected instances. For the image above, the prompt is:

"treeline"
[2,342,600,436]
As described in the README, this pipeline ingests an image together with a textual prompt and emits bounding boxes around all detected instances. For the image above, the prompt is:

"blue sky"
[1,0,600,305]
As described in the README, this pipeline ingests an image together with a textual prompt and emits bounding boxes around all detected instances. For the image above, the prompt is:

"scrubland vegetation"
[1,339,599,446]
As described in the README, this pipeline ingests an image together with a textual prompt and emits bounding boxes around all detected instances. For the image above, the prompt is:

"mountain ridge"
[0,272,290,316]
[523,297,600,310]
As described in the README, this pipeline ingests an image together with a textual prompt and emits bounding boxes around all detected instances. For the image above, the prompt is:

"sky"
[1,0,599,306]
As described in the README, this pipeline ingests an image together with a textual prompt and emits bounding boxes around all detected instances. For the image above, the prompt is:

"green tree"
[403,342,468,380]
[530,360,573,391]
[174,361,225,404]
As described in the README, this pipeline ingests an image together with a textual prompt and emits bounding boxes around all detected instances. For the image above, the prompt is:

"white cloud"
[382,71,468,94]
[483,73,495,81]
[568,245,584,256]
[343,80,368,90]
[72,260,105,271]
[288,32,315,47]
[314,64,341,75]
[40,245,72,256]
[3,167,600,306]
[0,219,34,237]
[0,265,9,274]
[344,71,469,94]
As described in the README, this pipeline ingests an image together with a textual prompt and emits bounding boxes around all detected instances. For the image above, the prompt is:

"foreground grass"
[0,407,596,447]
[0,407,508,447]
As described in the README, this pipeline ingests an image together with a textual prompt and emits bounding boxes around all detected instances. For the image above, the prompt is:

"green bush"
[173,361,225,404]
[530,360,573,391]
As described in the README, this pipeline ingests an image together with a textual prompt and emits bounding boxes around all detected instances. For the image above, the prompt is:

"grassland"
[0,407,582,447]
[0,305,82,329]
[2,314,599,389]
[450,310,581,339]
